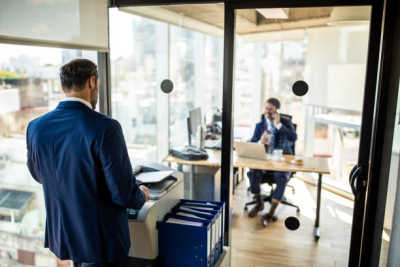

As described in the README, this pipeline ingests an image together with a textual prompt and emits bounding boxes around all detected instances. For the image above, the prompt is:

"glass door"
[224,1,384,266]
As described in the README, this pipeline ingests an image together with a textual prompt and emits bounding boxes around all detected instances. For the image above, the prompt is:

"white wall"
[304,25,369,112]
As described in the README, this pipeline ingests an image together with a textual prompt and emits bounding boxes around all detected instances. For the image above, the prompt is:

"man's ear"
[88,76,95,90]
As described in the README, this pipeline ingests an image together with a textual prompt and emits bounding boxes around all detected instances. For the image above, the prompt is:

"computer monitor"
[189,107,202,136]
[187,107,202,147]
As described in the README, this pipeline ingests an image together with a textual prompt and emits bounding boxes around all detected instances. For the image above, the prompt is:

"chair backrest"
[260,113,297,155]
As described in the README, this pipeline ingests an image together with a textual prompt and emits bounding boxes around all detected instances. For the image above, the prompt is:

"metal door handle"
[349,165,362,196]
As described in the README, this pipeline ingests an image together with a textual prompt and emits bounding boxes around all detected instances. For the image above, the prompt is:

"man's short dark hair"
[60,59,98,91]
[266,98,281,109]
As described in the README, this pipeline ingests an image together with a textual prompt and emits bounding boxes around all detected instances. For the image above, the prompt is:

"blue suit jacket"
[26,101,145,263]
[250,116,297,155]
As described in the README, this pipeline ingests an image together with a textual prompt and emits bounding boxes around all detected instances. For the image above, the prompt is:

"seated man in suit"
[247,98,297,224]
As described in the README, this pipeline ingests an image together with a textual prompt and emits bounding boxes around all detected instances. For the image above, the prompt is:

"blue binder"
[179,200,225,254]
[158,213,213,267]
[173,206,219,264]
[178,200,225,262]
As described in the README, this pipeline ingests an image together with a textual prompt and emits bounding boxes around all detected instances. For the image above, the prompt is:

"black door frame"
[108,0,392,266]
[359,0,400,265]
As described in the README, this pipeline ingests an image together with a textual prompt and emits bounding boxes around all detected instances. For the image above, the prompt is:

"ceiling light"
[256,8,289,19]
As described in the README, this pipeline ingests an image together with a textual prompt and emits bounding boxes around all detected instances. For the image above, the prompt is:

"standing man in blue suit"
[247,98,297,225]
[26,59,150,267]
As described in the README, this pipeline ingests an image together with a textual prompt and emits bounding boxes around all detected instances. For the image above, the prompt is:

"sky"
[0,44,61,66]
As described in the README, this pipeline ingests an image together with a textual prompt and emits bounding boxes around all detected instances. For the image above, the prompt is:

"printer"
[126,163,184,266]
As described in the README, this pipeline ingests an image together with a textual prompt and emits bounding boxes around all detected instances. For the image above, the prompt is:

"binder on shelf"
[158,213,213,267]
[179,200,225,258]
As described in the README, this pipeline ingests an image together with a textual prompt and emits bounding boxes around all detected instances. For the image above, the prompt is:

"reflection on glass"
[110,9,223,154]
[110,9,168,162]
[0,43,97,264]
[169,26,223,148]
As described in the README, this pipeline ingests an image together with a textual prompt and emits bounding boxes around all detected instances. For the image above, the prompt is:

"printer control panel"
[127,209,138,220]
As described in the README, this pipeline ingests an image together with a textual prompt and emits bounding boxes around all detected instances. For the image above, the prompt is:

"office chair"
[244,113,301,214]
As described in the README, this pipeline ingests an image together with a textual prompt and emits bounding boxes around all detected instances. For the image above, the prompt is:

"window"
[169,25,223,147]
[110,9,168,162]
[234,39,307,150]
[234,31,367,193]
[0,43,97,265]
[110,9,223,156]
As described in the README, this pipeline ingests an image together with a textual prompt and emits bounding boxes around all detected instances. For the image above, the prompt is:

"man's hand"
[261,131,270,145]
[273,112,280,125]
[139,185,150,201]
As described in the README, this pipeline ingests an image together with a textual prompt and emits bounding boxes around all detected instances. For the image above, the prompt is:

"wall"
[304,25,369,112]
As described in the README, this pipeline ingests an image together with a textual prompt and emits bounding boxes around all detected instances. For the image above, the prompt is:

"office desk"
[235,155,330,241]
[164,149,222,167]
[164,149,244,196]
[164,151,330,241]
[164,149,223,200]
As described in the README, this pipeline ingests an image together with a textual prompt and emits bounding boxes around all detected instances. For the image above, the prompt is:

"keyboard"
[204,139,221,149]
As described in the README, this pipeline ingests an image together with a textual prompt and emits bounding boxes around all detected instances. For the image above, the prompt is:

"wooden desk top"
[164,150,330,175]
[235,155,330,175]
[164,149,222,167]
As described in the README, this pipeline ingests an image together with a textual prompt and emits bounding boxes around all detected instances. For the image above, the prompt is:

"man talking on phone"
[26,59,150,267]
[247,98,297,226]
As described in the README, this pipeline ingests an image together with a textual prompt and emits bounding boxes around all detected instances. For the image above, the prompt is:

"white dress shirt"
[266,118,282,131]
[62,97,92,109]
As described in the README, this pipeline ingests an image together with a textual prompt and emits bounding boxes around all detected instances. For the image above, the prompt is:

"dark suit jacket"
[26,101,145,263]
[250,116,297,155]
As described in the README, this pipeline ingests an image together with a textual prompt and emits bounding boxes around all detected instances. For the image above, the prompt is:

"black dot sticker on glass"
[292,80,309,96]
[161,79,174,94]
[285,216,300,231]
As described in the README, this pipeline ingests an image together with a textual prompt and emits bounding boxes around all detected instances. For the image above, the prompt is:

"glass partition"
[109,9,168,162]
[110,5,224,202]
[110,7,223,160]
[169,25,223,147]
[232,6,370,267]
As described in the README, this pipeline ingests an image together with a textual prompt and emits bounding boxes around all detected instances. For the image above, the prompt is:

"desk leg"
[314,173,322,241]
[177,164,183,172]
[177,164,193,200]
[190,165,195,200]
[232,173,236,195]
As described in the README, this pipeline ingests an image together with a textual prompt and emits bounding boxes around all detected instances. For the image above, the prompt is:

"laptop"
[234,141,268,161]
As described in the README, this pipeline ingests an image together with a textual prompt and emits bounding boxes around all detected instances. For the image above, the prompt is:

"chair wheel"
[244,206,248,211]
[260,215,277,227]
[261,217,267,228]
